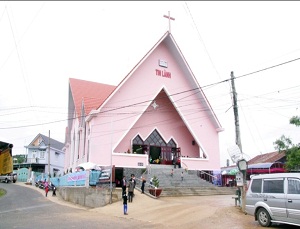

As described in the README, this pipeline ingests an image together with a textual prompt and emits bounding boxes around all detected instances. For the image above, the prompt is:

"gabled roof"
[69,78,116,121]
[96,32,222,130]
[248,151,286,164]
[27,133,65,151]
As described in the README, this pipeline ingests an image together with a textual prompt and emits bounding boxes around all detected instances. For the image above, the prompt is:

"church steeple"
[163,11,175,33]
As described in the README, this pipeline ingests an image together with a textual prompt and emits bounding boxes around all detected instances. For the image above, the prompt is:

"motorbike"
[38,182,44,189]
[51,184,56,196]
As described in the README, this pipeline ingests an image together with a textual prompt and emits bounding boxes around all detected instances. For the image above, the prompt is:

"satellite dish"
[227,145,243,164]
[240,153,251,161]
[227,145,251,164]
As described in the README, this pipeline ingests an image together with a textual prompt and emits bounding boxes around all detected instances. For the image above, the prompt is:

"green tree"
[274,116,300,171]
[290,116,300,127]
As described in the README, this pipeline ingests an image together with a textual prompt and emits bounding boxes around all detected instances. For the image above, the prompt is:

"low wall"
[58,186,122,208]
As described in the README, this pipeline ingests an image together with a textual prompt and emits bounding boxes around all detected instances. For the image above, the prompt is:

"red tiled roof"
[69,78,116,121]
[248,151,286,165]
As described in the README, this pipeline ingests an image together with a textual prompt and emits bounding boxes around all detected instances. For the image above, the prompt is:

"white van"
[245,173,300,227]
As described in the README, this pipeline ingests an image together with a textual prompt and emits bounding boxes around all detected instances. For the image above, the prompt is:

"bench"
[232,196,241,206]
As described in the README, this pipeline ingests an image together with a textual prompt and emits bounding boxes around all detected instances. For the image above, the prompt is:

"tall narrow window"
[77,131,80,160]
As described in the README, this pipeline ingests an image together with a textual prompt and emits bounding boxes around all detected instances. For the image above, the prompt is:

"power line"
[0,2,45,72]
[235,57,300,80]
[1,55,300,130]
[6,5,33,107]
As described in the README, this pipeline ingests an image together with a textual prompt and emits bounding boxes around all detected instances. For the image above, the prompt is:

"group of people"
[170,169,184,181]
[122,174,146,215]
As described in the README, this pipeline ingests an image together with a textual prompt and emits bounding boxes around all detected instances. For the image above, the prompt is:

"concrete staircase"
[135,164,236,197]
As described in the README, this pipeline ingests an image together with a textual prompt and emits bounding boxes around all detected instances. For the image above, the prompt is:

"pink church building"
[64,31,224,174]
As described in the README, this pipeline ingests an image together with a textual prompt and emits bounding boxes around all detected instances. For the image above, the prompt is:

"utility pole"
[48,130,50,182]
[230,71,247,213]
[231,71,242,151]
[110,117,113,204]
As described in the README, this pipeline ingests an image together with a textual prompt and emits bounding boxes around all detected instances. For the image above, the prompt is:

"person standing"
[121,176,127,195]
[122,193,128,215]
[181,171,184,181]
[44,179,49,197]
[128,180,134,202]
[141,177,146,194]
[173,155,177,169]
[131,174,136,197]
[51,183,56,196]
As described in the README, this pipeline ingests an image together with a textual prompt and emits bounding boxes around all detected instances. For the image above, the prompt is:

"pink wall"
[112,153,148,168]
[115,89,199,156]
[86,39,221,169]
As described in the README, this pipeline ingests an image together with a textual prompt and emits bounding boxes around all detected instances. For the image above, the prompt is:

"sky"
[0,1,299,167]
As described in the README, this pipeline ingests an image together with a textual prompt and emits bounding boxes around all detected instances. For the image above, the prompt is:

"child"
[123,194,128,215]
[170,169,174,177]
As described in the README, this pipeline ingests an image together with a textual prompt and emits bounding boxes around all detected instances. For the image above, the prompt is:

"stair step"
[136,166,236,197]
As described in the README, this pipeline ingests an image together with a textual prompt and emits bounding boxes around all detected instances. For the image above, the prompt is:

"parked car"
[245,173,300,227]
[0,173,17,183]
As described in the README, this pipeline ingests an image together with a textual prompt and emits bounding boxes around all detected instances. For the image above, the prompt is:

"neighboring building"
[220,151,287,186]
[14,133,65,177]
[246,151,286,177]
[64,31,224,174]
[247,151,286,164]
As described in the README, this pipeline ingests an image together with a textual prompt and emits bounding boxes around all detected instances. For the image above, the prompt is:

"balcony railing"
[26,158,39,163]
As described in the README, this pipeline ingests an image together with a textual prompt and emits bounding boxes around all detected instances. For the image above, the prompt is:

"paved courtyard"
[18,183,264,228]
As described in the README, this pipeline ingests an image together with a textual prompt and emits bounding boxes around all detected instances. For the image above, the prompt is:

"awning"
[78,162,101,170]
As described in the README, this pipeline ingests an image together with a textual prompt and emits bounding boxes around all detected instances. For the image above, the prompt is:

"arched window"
[132,135,144,145]
[167,138,176,148]
[132,135,144,154]
[144,129,166,146]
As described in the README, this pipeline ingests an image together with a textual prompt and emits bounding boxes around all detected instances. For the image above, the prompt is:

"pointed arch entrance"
[132,129,180,165]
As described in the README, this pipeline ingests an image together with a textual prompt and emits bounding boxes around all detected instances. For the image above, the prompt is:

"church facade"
[64,32,224,174]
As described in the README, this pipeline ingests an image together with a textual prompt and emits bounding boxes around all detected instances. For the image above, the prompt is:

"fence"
[12,169,98,187]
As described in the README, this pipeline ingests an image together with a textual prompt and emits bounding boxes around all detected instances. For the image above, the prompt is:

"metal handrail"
[198,170,218,180]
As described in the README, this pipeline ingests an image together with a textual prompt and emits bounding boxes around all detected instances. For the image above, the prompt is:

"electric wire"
[6,5,33,108]
[0,2,45,72]
[0,44,299,134]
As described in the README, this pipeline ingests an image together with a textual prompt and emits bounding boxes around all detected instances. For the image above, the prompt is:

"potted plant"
[148,175,163,197]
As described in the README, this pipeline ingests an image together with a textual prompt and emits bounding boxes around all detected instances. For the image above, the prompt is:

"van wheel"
[257,208,271,227]
[5,178,9,183]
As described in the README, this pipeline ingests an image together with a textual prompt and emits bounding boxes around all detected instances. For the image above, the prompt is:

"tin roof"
[247,162,274,169]
[247,151,286,164]
[69,78,116,120]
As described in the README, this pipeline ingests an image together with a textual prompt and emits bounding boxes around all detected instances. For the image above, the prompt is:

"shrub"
[152,175,159,188]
